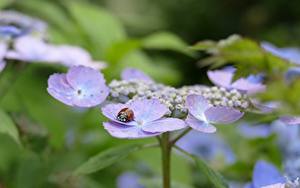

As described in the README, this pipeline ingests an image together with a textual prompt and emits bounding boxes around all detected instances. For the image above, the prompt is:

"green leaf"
[193,156,229,188]
[0,0,12,9]
[67,1,126,58]
[0,109,20,145]
[74,144,145,176]
[191,34,289,79]
[142,32,194,56]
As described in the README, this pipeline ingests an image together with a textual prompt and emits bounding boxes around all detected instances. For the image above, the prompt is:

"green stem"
[161,132,171,188]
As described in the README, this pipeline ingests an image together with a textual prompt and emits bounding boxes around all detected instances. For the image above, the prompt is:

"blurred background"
[0,0,298,187]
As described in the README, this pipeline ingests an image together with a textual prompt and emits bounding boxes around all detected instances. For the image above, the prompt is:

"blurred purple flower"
[47,66,109,107]
[101,99,186,139]
[177,130,236,164]
[238,124,272,139]
[207,67,266,94]
[279,116,300,125]
[285,67,300,83]
[245,160,286,188]
[121,68,153,82]
[0,42,7,72]
[6,36,106,70]
[6,36,57,62]
[261,42,300,65]
[0,25,24,38]
[185,94,244,133]
[0,10,47,39]
[117,172,144,188]
[52,45,106,70]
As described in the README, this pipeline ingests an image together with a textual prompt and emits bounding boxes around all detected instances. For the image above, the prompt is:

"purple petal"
[142,118,187,133]
[177,130,236,164]
[0,61,6,72]
[207,69,234,88]
[244,183,254,188]
[117,172,143,188]
[47,73,75,106]
[121,68,153,82]
[204,106,244,124]
[185,114,216,133]
[103,122,159,139]
[279,116,300,125]
[253,160,285,188]
[252,100,277,114]
[185,94,210,119]
[232,78,266,94]
[261,184,285,188]
[101,103,138,126]
[285,67,300,83]
[53,45,106,70]
[261,41,300,65]
[47,66,109,107]
[66,66,109,107]
[0,42,7,58]
[7,36,55,62]
[129,99,169,123]
[238,124,272,139]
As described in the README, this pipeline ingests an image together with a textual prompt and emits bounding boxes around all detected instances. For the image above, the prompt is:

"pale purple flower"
[47,66,109,107]
[117,172,144,188]
[0,42,7,72]
[207,67,266,94]
[238,124,272,139]
[261,42,300,65]
[121,68,153,82]
[185,94,244,133]
[101,99,186,139]
[279,116,300,125]
[245,160,286,188]
[0,10,47,38]
[6,36,57,62]
[285,67,300,83]
[177,130,236,164]
[0,25,23,38]
[52,45,106,70]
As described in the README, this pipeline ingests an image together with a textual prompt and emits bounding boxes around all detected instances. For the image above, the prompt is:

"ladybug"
[117,108,134,122]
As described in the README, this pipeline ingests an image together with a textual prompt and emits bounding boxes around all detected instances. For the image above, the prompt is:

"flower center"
[117,108,134,122]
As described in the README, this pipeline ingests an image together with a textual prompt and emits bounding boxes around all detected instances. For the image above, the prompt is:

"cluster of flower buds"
[108,79,252,118]
[0,11,106,72]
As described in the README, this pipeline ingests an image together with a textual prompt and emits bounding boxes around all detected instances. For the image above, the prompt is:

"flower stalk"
[161,132,171,188]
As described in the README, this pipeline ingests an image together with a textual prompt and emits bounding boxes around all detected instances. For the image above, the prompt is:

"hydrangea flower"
[177,130,236,164]
[285,67,300,83]
[6,36,57,63]
[0,25,23,38]
[117,172,144,188]
[101,99,186,139]
[47,66,109,107]
[185,94,244,133]
[0,10,47,38]
[238,124,272,139]
[53,45,106,70]
[6,36,107,70]
[279,116,300,125]
[0,42,7,72]
[245,160,286,188]
[121,68,153,82]
[207,67,266,94]
[261,42,300,65]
